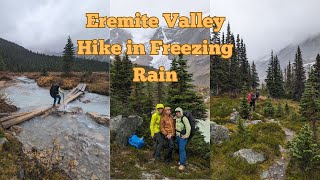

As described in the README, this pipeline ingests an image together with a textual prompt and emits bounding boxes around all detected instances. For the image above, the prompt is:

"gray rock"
[229,108,240,124]
[210,122,229,144]
[87,112,109,126]
[111,115,143,146]
[244,120,263,127]
[233,149,265,164]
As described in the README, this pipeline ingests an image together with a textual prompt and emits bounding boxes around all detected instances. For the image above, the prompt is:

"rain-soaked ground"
[1,76,110,179]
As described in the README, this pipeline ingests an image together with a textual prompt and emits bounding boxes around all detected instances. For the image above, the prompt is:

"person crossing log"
[0,83,86,129]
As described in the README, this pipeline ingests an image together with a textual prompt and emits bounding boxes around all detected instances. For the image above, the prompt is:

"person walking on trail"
[50,82,64,107]
[175,107,191,171]
[160,107,175,164]
[150,104,164,161]
[247,91,257,112]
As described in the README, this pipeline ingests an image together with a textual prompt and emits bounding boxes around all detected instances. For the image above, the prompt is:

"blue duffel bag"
[128,135,144,149]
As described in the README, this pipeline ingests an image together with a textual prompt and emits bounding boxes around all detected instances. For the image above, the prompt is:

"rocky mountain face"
[110,27,210,87]
[255,33,320,80]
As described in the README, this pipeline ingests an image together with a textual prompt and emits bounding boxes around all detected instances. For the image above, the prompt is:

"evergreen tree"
[110,55,133,116]
[300,78,320,141]
[210,29,229,95]
[251,61,260,89]
[273,55,285,98]
[293,46,306,101]
[240,86,250,119]
[229,34,241,95]
[285,61,294,98]
[121,54,133,102]
[288,124,319,177]
[265,51,275,96]
[310,54,320,97]
[166,54,206,119]
[263,98,275,117]
[240,41,251,87]
[62,36,75,76]
[0,55,6,71]
[265,51,284,98]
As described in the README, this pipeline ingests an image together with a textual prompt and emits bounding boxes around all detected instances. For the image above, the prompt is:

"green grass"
[210,95,318,179]
[111,142,210,179]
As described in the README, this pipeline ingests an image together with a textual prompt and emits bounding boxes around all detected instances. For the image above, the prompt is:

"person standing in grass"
[160,106,175,163]
[175,107,191,171]
[150,104,164,161]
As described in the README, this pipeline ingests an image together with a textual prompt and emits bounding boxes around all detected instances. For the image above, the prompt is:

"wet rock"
[210,122,229,144]
[0,137,8,149]
[87,112,109,126]
[69,107,83,114]
[7,130,16,136]
[233,149,265,164]
[111,115,143,146]
[229,108,240,124]
[10,125,22,134]
[82,100,91,104]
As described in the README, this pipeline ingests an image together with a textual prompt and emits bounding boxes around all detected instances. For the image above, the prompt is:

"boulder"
[229,108,240,124]
[110,115,143,146]
[233,149,265,164]
[87,112,109,126]
[210,122,229,144]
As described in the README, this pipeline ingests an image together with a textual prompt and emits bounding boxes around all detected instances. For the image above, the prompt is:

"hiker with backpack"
[174,107,191,171]
[160,106,175,163]
[150,104,165,161]
[50,82,64,107]
[247,91,257,112]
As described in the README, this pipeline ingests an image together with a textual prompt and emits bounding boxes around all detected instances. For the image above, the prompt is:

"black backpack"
[50,84,59,98]
[180,111,197,139]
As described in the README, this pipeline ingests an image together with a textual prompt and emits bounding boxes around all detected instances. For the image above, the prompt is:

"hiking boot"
[178,165,185,171]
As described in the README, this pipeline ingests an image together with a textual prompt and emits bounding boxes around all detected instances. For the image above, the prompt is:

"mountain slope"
[0,38,109,72]
[110,27,210,86]
[256,33,320,79]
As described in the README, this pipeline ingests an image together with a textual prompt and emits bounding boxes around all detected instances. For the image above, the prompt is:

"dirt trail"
[261,127,295,180]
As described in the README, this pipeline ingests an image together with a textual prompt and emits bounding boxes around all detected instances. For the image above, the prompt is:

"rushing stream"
[1,77,110,179]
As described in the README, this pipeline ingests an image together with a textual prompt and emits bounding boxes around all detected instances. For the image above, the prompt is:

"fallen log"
[2,106,51,129]
[0,112,31,123]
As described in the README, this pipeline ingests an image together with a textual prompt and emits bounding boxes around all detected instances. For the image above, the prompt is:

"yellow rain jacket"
[150,104,164,137]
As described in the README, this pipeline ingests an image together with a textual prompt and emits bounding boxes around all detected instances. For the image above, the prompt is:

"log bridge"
[0,83,86,129]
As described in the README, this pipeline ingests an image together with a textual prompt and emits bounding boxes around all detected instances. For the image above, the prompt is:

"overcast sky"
[2,0,319,59]
[211,0,320,60]
[0,0,109,53]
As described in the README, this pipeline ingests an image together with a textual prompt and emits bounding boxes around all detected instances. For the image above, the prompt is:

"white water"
[1,76,110,179]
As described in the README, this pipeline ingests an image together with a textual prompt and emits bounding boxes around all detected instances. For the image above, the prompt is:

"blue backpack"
[128,135,144,149]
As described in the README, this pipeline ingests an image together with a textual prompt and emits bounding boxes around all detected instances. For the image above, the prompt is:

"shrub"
[263,98,275,117]
[288,124,320,177]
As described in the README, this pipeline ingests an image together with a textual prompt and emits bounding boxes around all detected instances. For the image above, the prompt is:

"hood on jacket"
[175,107,183,117]
[155,104,164,114]
[156,104,164,109]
